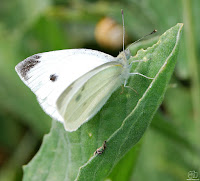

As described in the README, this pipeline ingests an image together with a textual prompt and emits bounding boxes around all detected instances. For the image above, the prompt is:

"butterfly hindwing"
[56,62,123,131]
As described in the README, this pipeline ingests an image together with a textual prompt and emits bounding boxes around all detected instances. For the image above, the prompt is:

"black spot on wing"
[33,55,41,59]
[16,54,41,80]
[50,74,58,82]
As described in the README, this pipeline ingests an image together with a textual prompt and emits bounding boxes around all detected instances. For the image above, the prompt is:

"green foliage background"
[0,0,199,181]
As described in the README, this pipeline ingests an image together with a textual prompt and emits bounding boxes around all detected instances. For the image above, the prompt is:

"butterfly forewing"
[15,49,115,123]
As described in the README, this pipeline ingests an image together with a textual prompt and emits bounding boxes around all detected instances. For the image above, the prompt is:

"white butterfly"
[15,11,155,132]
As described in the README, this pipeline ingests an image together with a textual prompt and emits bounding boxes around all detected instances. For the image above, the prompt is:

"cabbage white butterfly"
[15,10,156,132]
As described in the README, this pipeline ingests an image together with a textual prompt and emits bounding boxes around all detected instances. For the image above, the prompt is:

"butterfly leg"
[123,79,138,94]
[129,72,154,80]
[120,85,124,94]
[130,58,151,66]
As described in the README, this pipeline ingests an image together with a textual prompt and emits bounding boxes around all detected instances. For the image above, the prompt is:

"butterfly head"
[117,48,131,66]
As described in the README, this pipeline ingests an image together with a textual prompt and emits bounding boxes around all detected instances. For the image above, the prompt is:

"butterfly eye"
[50,74,58,82]
[125,49,131,59]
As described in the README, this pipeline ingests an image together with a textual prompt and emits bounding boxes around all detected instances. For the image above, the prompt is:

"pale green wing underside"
[56,63,123,131]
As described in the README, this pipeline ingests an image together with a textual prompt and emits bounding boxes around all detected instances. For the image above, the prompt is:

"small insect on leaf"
[94,141,107,155]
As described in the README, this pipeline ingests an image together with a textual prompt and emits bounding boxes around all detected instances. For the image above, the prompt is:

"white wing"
[56,62,123,131]
[15,49,115,122]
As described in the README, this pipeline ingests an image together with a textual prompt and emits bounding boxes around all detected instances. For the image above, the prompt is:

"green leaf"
[106,140,142,181]
[132,126,191,181]
[151,111,200,155]
[0,0,51,35]
[23,23,183,181]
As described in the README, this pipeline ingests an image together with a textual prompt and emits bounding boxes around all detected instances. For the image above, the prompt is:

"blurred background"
[0,0,199,181]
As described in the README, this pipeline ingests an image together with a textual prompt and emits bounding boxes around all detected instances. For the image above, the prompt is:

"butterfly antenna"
[127,29,157,49]
[121,9,125,52]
